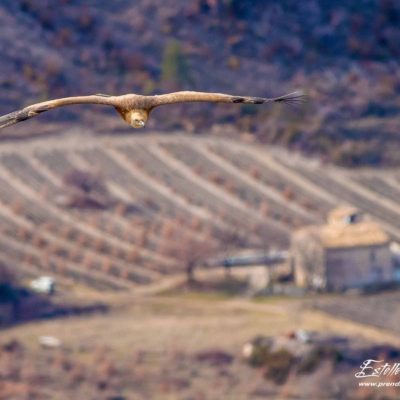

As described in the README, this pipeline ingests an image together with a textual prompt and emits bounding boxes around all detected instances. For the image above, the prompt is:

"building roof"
[294,207,390,249]
[327,206,360,225]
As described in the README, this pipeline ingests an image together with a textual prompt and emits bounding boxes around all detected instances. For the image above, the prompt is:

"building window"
[345,213,361,224]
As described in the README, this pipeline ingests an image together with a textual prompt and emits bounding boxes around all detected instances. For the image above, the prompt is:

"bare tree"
[215,229,247,277]
[0,261,15,286]
[159,226,219,283]
[58,169,113,209]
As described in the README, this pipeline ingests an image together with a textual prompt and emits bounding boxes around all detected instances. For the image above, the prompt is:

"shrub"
[245,336,273,367]
[263,348,295,385]
[298,344,343,374]
[249,166,261,180]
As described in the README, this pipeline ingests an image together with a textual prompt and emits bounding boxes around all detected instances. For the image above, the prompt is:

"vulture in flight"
[0,90,305,130]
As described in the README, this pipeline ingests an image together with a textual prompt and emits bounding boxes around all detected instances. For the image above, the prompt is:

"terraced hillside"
[1,131,399,291]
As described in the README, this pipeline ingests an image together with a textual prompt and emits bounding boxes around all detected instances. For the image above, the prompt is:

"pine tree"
[161,40,191,86]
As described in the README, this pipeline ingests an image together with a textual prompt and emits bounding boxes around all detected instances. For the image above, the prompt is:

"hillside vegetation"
[0,1,400,165]
[0,132,399,291]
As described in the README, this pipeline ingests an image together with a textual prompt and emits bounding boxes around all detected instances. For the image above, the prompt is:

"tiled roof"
[294,209,389,249]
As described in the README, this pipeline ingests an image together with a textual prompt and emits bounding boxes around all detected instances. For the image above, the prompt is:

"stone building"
[291,206,393,291]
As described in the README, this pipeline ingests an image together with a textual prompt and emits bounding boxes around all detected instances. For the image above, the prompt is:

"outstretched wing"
[150,90,306,107]
[0,94,116,130]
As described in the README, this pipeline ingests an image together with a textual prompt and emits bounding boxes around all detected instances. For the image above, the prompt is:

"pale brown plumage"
[0,90,305,130]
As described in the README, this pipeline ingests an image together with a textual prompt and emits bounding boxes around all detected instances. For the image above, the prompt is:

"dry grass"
[3,291,399,355]
[1,290,400,399]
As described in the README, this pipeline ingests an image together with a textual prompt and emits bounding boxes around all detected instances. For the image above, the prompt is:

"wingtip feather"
[274,90,307,104]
